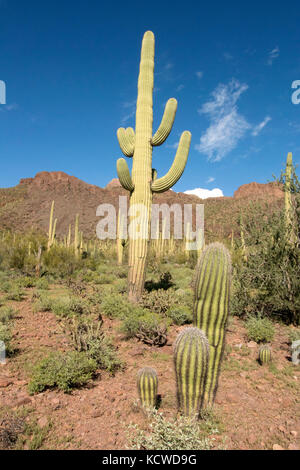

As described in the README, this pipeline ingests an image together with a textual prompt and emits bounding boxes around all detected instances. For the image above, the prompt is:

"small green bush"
[5,287,25,302]
[166,305,192,325]
[245,315,275,343]
[100,293,136,319]
[140,289,176,314]
[127,410,216,450]
[121,309,169,346]
[62,316,123,374]
[0,306,16,324]
[28,351,97,394]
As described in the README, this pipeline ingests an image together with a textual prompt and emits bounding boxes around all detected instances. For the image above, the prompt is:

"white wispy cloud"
[165,63,174,70]
[252,116,271,136]
[223,52,233,61]
[195,79,250,161]
[184,187,224,199]
[196,71,203,79]
[176,84,184,92]
[206,176,215,183]
[267,46,280,65]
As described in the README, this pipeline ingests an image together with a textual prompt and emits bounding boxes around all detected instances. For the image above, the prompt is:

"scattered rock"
[247,341,257,348]
[0,378,12,388]
[15,396,32,407]
[273,444,284,450]
[288,444,299,450]
[290,430,298,437]
[38,416,48,428]
[129,347,145,357]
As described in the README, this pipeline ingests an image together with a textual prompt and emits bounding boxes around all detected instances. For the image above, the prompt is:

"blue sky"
[0,0,299,197]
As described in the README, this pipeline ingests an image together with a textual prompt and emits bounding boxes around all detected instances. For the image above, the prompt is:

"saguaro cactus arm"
[151,131,191,193]
[117,158,134,192]
[151,98,177,146]
[117,127,135,157]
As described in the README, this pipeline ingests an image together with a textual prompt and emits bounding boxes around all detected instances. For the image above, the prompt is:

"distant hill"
[0,171,284,241]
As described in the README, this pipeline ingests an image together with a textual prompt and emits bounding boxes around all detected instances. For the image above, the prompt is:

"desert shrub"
[245,315,275,343]
[100,293,137,319]
[5,287,25,301]
[28,351,97,394]
[231,161,300,325]
[35,278,49,290]
[121,310,169,346]
[0,413,25,450]
[288,328,300,343]
[17,276,36,288]
[144,271,174,292]
[0,306,16,324]
[61,316,123,374]
[42,246,83,277]
[127,410,217,450]
[32,294,53,313]
[113,278,127,294]
[139,288,176,314]
[33,294,90,317]
[166,305,192,325]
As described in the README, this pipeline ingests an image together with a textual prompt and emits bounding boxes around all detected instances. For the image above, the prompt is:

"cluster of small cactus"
[136,242,231,417]
[259,344,272,365]
[116,31,191,302]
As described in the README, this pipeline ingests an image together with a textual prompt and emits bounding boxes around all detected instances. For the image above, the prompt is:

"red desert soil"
[0,293,299,450]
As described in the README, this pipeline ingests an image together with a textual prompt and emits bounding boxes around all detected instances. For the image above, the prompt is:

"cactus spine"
[174,327,209,418]
[137,366,158,409]
[116,31,191,302]
[193,243,231,407]
[259,344,272,365]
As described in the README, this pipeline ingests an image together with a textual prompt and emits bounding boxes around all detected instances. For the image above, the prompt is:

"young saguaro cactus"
[116,31,191,302]
[174,327,209,418]
[193,243,231,408]
[137,366,158,409]
[259,344,272,365]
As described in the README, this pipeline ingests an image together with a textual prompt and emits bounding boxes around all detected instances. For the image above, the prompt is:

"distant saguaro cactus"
[116,31,191,302]
[174,327,209,418]
[137,366,158,409]
[193,243,231,407]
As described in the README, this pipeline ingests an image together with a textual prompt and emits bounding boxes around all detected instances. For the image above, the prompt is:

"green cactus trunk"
[174,327,209,418]
[116,31,191,302]
[193,243,231,408]
[137,366,158,409]
[259,344,272,365]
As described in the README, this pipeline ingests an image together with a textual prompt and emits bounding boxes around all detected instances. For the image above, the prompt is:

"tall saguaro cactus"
[193,243,231,408]
[116,31,191,302]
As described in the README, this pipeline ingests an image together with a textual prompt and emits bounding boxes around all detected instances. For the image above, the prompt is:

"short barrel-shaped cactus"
[174,327,209,418]
[193,242,231,408]
[137,366,158,409]
[259,344,272,365]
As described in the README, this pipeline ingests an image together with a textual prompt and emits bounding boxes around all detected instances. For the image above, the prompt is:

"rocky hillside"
[0,171,284,240]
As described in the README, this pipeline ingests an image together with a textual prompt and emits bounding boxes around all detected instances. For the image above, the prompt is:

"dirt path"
[0,296,299,450]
